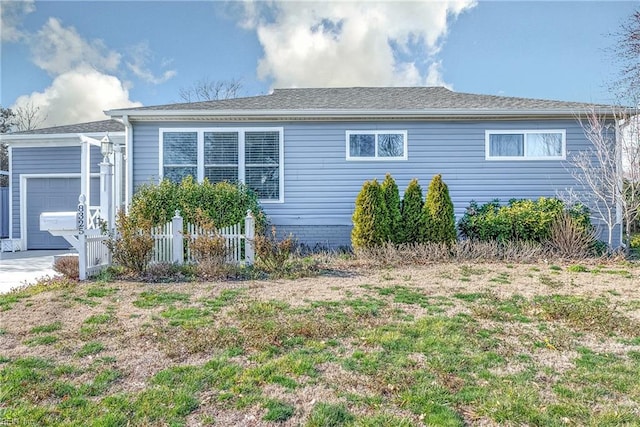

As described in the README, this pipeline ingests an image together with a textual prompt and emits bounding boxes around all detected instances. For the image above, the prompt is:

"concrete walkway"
[0,250,72,294]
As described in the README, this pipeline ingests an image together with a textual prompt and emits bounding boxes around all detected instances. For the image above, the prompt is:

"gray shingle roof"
[8,119,124,135]
[107,87,607,114]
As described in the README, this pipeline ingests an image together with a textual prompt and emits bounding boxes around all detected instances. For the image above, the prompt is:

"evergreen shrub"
[129,176,265,230]
[351,179,389,249]
[458,197,592,243]
[422,174,456,244]
[400,178,424,244]
[381,173,402,243]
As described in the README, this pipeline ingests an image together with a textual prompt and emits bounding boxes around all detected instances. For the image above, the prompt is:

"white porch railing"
[87,206,102,230]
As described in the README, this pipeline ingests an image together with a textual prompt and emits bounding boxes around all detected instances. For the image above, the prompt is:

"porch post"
[99,160,113,230]
[172,210,184,264]
[113,143,123,214]
[244,210,255,265]
[80,138,90,209]
[77,195,88,280]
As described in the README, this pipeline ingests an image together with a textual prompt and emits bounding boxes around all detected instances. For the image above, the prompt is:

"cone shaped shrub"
[351,179,389,249]
[422,174,456,244]
[381,173,402,243]
[400,178,424,243]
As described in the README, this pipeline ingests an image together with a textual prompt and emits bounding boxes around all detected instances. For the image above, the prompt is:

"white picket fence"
[68,209,254,280]
[78,228,111,278]
[150,210,255,265]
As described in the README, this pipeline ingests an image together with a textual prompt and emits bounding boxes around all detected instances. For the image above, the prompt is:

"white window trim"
[345,130,408,161]
[159,127,284,203]
[485,129,566,161]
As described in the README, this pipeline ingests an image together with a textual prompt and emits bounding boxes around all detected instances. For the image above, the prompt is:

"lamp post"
[101,134,114,161]
[99,133,114,230]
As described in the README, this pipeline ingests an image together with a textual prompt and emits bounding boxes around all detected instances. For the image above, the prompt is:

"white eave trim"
[106,108,618,122]
[0,132,125,147]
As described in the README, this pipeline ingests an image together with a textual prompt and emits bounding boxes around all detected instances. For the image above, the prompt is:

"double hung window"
[160,127,283,202]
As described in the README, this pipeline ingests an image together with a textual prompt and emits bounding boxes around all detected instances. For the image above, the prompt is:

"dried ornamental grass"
[52,255,79,280]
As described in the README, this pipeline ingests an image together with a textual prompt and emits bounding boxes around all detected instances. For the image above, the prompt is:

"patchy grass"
[133,290,190,308]
[1,261,640,426]
[75,341,105,357]
[29,321,62,334]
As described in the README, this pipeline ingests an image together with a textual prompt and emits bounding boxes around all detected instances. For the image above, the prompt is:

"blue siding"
[10,145,101,239]
[131,119,618,247]
[0,187,8,238]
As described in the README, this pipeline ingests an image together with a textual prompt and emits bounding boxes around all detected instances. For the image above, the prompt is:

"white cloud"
[5,15,182,128]
[125,42,177,84]
[11,68,142,127]
[1,0,35,42]
[30,17,121,75]
[243,1,476,88]
[424,60,451,88]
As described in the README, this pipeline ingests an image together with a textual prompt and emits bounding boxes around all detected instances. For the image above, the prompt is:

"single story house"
[1,87,622,250]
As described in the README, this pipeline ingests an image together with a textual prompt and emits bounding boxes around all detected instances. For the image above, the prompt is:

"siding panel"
[131,119,615,245]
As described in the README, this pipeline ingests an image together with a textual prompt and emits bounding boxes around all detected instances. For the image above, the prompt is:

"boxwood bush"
[458,197,591,243]
[129,176,265,230]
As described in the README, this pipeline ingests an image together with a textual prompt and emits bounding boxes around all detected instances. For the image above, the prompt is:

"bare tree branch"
[611,9,640,105]
[0,106,15,187]
[13,101,47,131]
[178,78,243,103]
[559,108,640,250]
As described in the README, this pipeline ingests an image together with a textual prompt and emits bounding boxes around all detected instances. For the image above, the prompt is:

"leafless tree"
[13,101,47,132]
[611,9,640,105]
[178,78,243,103]
[560,108,640,249]
[0,107,16,187]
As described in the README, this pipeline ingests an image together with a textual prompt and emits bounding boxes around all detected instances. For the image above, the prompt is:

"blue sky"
[1,0,638,127]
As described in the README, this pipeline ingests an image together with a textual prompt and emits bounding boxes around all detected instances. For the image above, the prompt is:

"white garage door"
[26,178,99,250]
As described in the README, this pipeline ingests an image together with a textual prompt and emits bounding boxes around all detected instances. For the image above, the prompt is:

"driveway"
[0,250,71,294]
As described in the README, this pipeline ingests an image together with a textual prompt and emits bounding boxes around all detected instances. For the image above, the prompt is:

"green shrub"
[399,178,424,244]
[130,176,265,231]
[422,174,456,244]
[351,179,389,250]
[381,173,402,243]
[106,209,155,274]
[458,197,592,243]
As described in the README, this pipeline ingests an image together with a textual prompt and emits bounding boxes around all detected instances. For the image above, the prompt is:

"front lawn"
[1,261,639,426]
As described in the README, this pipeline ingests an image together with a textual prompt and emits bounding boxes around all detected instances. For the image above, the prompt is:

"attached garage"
[25,177,100,249]
[0,120,125,252]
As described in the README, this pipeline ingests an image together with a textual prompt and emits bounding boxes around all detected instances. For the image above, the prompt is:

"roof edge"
[106,107,619,120]
[0,131,125,143]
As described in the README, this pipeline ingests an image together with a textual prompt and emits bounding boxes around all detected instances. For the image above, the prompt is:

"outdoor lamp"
[101,133,113,160]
